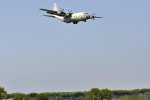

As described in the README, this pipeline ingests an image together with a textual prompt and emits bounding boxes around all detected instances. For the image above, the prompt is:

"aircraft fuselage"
[54,12,89,24]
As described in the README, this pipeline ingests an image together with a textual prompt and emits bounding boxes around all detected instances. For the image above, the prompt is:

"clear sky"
[0,0,150,93]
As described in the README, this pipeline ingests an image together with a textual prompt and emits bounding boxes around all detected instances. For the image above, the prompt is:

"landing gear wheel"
[73,22,78,24]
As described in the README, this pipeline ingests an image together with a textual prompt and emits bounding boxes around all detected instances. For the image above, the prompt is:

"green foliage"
[53,97,64,100]
[5,88,150,100]
[112,93,150,100]
[46,92,84,98]
[88,88,100,99]
[99,89,112,100]
[7,93,15,98]
[77,97,88,100]
[35,93,48,100]
[0,86,7,100]
[112,88,150,96]
[88,88,112,100]
[14,93,29,100]
[74,92,85,97]
[28,93,38,98]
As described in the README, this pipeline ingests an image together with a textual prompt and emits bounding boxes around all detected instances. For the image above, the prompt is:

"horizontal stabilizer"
[43,15,55,18]
[94,16,103,18]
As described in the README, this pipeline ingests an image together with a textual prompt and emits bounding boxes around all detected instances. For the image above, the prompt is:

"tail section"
[53,3,58,11]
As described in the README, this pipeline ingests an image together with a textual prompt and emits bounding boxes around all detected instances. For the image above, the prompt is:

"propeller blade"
[68,10,72,13]
[60,8,64,12]
[92,13,95,16]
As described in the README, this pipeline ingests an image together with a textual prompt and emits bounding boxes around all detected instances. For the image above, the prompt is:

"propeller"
[65,10,73,17]
[92,13,96,20]
[92,13,95,16]
[58,8,67,16]
[60,8,65,12]
[68,10,72,13]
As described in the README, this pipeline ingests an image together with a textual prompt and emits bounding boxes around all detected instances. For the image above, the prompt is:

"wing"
[40,8,67,17]
[40,9,57,15]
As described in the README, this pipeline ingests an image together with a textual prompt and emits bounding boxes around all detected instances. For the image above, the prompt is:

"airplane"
[40,3,103,24]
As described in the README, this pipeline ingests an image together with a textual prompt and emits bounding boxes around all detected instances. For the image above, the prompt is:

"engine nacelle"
[57,11,61,15]
[66,13,72,17]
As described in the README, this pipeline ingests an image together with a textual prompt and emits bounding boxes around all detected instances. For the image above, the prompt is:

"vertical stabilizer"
[53,3,58,11]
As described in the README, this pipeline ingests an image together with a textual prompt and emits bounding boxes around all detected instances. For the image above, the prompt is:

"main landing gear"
[73,22,78,24]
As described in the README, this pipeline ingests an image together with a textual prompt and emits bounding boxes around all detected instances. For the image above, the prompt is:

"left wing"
[40,9,58,14]
[40,9,66,16]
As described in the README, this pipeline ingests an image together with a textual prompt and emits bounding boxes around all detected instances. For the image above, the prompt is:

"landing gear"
[73,22,78,24]
[84,20,86,22]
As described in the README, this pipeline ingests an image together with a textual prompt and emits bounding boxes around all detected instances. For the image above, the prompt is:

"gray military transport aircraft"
[40,3,103,24]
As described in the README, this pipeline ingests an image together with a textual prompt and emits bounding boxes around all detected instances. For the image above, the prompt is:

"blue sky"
[0,0,150,93]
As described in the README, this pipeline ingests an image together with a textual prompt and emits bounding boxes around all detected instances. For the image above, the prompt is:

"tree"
[88,88,100,100]
[0,86,7,100]
[54,97,64,100]
[73,92,85,97]
[88,88,112,100]
[14,93,29,100]
[99,89,112,100]
[35,93,48,100]
[77,97,88,100]
[28,93,38,98]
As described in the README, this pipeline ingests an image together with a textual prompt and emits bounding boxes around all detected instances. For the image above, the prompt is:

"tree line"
[1,86,150,100]
[112,88,150,96]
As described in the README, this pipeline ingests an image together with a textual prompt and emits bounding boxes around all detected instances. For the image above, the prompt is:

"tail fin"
[53,3,58,11]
